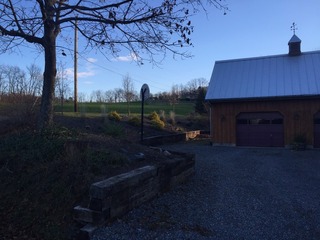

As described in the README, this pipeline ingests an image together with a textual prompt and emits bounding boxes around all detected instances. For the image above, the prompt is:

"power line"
[76,52,169,92]
[2,41,173,92]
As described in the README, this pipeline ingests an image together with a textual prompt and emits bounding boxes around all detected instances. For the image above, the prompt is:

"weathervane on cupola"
[288,22,301,56]
[290,22,298,35]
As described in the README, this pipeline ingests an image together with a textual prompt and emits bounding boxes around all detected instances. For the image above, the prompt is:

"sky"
[0,0,319,98]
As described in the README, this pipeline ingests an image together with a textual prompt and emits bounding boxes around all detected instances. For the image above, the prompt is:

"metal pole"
[140,89,145,142]
[74,18,78,112]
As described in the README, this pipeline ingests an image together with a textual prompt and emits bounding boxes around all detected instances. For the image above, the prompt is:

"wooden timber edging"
[74,151,195,240]
[142,130,209,146]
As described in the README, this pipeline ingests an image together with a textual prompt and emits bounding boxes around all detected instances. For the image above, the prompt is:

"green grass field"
[54,100,195,116]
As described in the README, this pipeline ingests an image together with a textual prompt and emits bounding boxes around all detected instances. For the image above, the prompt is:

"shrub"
[108,111,121,121]
[148,111,165,129]
[128,116,140,126]
[151,118,165,129]
[148,111,159,121]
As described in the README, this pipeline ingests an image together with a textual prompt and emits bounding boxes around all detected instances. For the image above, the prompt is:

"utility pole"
[140,84,150,142]
[74,18,78,112]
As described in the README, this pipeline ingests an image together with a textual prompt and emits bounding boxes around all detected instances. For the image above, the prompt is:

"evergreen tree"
[195,87,207,114]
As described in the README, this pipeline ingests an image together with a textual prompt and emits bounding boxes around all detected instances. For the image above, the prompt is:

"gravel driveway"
[92,143,320,240]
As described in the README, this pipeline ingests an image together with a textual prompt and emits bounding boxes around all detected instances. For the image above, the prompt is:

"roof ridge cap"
[216,53,288,63]
[215,50,320,64]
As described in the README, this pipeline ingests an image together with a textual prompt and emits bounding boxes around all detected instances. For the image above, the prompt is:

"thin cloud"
[113,53,139,62]
[87,57,98,63]
[83,81,94,85]
[78,70,95,78]
[65,68,74,77]
[66,57,98,79]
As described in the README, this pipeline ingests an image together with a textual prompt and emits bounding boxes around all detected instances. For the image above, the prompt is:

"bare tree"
[0,65,7,96]
[114,88,124,103]
[55,61,71,114]
[95,90,105,103]
[132,90,139,101]
[178,83,189,100]
[90,90,97,102]
[78,92,87,103]
[169,84,179,111]
[89,91,95,102]
[122,74,135,115]
[185,78,208,99]
[105,90,115,103]
[0,64,42,98]
[26,64,43,96]
[187,78,208,90]
[89,90,105,102]
[0,0,227,129]
[1,65,26,95]
[196,78,208,88]
[155,91,170,101]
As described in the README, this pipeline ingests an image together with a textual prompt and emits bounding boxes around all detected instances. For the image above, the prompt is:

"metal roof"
[288,34,301,43]
[205,51,320,101]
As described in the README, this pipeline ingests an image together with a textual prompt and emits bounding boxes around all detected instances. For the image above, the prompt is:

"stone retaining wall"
[74,151,195,239]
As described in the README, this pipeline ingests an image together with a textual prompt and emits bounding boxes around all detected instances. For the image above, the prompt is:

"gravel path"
[92,143,320,240]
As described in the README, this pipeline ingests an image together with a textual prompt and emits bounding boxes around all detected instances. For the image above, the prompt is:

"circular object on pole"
[140,84,150,100]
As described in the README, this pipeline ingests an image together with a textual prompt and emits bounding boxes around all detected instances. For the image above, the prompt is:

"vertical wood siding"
[209,98,320,146]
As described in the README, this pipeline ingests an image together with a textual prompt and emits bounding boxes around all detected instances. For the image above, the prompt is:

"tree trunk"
[127,101,130,116]
[38,21,57,130]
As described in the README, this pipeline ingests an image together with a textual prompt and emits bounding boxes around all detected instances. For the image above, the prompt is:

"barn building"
[205,34,320,148]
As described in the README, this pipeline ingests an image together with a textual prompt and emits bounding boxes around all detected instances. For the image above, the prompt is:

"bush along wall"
[74,151,195,239]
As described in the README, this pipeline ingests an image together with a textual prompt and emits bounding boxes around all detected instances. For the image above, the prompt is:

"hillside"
[0,110,208,239]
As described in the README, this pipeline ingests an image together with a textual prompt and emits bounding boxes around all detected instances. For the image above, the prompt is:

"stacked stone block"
[74,152,195,239]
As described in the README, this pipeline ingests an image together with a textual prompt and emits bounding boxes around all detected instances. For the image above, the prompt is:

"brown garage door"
[314,112,320,148]
[236,112,284,147]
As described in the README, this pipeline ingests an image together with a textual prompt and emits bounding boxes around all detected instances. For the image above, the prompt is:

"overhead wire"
[2,39,173,93]
[76,51,169,92]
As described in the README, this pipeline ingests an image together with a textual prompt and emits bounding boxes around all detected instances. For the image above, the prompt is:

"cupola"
[288,34,301,56]
[288,23,301,56]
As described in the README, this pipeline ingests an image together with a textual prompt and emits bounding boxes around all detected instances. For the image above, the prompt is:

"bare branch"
[0,0,227,128]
